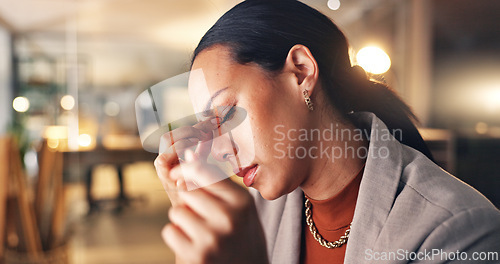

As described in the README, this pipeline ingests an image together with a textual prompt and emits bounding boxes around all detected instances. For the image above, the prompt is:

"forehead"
[190,45,271,86]
[188,46,236,112]
[192,45,236,77]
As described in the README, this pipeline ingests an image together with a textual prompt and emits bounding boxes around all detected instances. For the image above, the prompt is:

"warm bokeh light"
[47,139,60,149]
[327,0,340,10]
[78,134,92,147]
[12,96,30,112]
[434,62,500,125]
[475,122,489,134]
[44,126,69,140]
[44,126,69,150]
[60,95,75,110]
[484,89,500,112]
[356,46,391,74]
[104,101,120,116]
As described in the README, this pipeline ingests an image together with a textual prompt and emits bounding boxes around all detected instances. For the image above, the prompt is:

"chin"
[254,183,287,201]
[252,168,295,200]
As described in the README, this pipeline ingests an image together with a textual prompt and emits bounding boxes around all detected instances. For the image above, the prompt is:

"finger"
[193,116,221,135]
[194,136,213,160]
[171,138,199,156]
[184,149,224,186]
[170,164,201,191]
[154,153,179,188]
[162,224,192,258]
[159,126,210,153]
[166,136,213,162]
[178,188,231,230]
[176,177,188,192]
[155,152,179,168]
[193,117,219,160]
[169,164,185,182]
[154,153,185,205]
[160,142,192,162]
[169,205,214,244]
[180,152,247,204]
[172,132,215,162]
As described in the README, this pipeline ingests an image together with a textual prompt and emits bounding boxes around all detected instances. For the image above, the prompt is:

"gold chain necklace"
[304,197,351,249]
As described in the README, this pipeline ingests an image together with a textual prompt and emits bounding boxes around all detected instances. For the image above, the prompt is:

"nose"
[210,131,239,162]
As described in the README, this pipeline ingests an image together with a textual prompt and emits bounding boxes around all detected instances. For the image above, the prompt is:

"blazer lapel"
[271,188,304,264]
[344,112,404,263]
[251,187,304,264]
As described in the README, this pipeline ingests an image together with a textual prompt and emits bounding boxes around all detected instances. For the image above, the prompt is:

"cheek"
[258,123,315,197]
[240,80,310,195]
[231,122,256,166]
[246,90,311,165]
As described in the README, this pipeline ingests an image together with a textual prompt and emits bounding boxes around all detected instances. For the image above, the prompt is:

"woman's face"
[190,45,316,200]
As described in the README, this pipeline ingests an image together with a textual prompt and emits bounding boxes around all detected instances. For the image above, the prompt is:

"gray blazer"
[250,112,500,263]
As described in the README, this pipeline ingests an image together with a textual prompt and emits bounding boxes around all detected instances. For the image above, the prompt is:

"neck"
[300,119,367,200]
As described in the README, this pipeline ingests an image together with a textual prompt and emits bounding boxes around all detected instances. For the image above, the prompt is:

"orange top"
[301,166,364,264]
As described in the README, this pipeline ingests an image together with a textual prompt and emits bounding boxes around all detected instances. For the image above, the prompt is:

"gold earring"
[303,90,314,111]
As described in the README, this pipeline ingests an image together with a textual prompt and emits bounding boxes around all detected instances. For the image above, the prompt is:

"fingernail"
[176,179,186,191]
[154,155,164,166]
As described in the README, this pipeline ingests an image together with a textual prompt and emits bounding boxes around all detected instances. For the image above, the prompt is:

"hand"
[154,117,219,205]
[162,150,268,264]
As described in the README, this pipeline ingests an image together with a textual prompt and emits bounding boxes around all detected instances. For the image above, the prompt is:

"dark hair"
[192,0,434,160]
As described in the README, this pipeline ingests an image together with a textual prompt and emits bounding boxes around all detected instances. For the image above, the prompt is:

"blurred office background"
[0,0,499,263]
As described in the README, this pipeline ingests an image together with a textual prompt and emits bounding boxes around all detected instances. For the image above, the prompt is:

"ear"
[283,44,319,94]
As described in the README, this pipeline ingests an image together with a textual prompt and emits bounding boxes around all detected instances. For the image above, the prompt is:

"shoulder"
[346,113,500,262]
[351,143,500,263]
[389,145,500,254]
[398,144,497,216]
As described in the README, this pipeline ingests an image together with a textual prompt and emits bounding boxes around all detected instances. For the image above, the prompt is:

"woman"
[154,0,500,263]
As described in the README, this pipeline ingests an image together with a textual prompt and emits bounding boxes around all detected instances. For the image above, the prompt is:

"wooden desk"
[63,136,157,212]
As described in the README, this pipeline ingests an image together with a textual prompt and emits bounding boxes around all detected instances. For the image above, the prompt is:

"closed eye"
[217,105,236,126]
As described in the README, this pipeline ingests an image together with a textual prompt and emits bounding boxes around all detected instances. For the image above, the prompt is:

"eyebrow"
[203,87,229,112]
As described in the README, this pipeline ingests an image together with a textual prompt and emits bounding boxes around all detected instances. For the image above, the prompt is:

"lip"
[235,164,258,187]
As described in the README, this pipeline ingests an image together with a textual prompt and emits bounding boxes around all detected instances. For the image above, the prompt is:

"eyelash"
[218,105,236,125]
